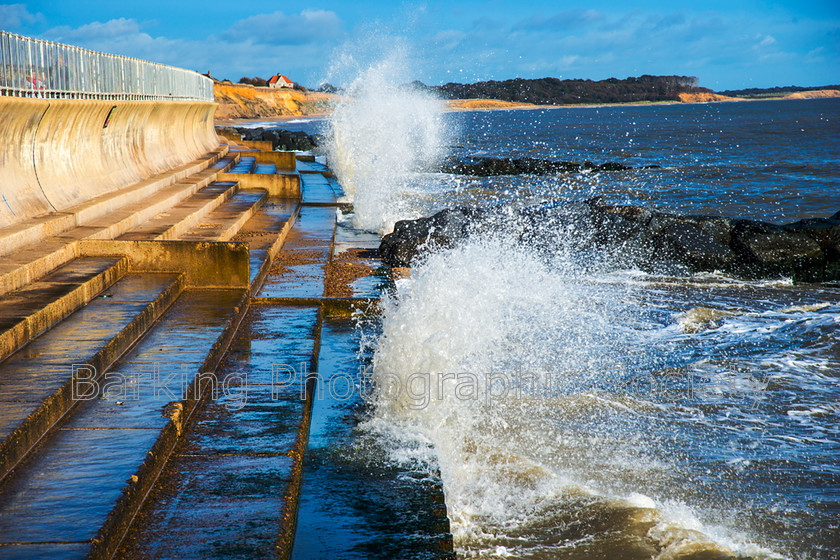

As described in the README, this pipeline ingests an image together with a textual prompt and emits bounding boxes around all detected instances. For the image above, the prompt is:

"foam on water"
[363,234,789,558]
[321,47,840,557]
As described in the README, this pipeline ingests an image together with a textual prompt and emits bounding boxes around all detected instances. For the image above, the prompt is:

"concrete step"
[0,288,247,560]
[295,158,332,176]
[116,181,240,241]
[219,151,301,198]
[257,205,337,299]
[116,303,322,559]
[0,272,184,482]
[229,155,256,174]
[230,199,301,290]
[178,189,267,242]
[254,163,277,174]
[0,155,239,299]
[0,240,82,300]
[301,173,338,206]
[56,167,232,243]
[0,256,129,364]
[0,146,231,258]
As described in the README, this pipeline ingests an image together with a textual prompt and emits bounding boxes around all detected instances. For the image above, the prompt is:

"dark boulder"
[438,156,636,176]
[648,214,736,272]
[380,207,488,267]
[379,199,840,282]
[223,127,319,151]
[731,220,825,281]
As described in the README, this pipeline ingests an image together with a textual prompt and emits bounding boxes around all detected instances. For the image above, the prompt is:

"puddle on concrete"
[292,317,453,560]
[300,174,336,204]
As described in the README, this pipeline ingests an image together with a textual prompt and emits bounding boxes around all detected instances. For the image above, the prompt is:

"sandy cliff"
[213,83,336,119]
[446,99,539,111]
[784,89,840,99]
[678,92,742,103]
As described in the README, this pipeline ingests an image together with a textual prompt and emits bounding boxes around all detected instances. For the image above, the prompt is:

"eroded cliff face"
[678,89,840,103]
[784,89,840,99]
[677,92,742,103]
[213,83,336,119]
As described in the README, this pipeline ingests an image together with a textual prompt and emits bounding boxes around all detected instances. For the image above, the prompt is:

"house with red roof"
[267,74,295,89]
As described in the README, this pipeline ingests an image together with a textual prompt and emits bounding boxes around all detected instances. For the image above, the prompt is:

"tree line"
[416,75,707,105]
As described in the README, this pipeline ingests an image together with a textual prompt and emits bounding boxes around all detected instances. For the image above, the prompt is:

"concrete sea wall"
[0,97,218,228]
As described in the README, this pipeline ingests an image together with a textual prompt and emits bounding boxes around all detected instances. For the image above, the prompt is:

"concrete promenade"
[0,96,453,557]
[1,32,452,552]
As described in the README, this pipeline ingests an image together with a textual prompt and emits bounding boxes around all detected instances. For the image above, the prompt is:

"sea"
[301,93,840,559]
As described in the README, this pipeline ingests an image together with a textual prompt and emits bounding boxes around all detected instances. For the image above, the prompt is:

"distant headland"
[211,74,840,121]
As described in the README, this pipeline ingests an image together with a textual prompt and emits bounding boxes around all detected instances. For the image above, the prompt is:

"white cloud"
[33,16,341,86]
[223,9,343,45]
[758,34,777,47]
[557,55,579,68]
[515,9,604,32]
[46,18,145,42]
[433,29,466,51]
[0,3,43,29]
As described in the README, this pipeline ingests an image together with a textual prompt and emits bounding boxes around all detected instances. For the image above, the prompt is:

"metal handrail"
[0,31,213,101]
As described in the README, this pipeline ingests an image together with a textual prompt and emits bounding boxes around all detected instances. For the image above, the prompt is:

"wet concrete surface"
[292,318,454,560]
[231,199,299,286]
[296,160,332,177]
[118,303,321,559]
[0,273,180,428]
[179,190,266,242]
[229,156,256,174]
[117,182,238,241]
[0,289,244,557]
[257,206,336,299]
[300,173,337,205]
[255,163,277,174]
[59,289,246,430]
[0,256,124,333]
[0,427,164,543]
[123,453,294,559]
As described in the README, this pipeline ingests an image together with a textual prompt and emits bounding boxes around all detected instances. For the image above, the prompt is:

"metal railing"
[0,31,213,101]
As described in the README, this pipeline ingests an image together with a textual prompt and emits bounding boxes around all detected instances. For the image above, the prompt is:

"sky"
[1,1,838,91]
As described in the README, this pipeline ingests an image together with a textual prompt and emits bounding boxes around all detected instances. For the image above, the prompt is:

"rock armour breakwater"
[438,155,659,176]
[380,198,840,282]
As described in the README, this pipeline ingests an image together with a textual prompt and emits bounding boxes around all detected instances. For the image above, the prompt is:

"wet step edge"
[0,272,185,483]
[0,289,249,560]
[117,181,240,242]
[0,256,129,364]
[178,190,267,242]
[113,303,323,560]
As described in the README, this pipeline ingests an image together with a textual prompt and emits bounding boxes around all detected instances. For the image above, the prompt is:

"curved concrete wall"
[0,98,218,228]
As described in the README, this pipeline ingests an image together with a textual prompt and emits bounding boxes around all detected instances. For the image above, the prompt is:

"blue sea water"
[306,97,840,559]
[441,97,840,221]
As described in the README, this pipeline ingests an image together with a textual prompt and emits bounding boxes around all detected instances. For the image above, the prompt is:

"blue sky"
[2,1,838,90]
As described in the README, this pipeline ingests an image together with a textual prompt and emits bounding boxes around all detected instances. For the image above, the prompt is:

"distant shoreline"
[214,88,840,125]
